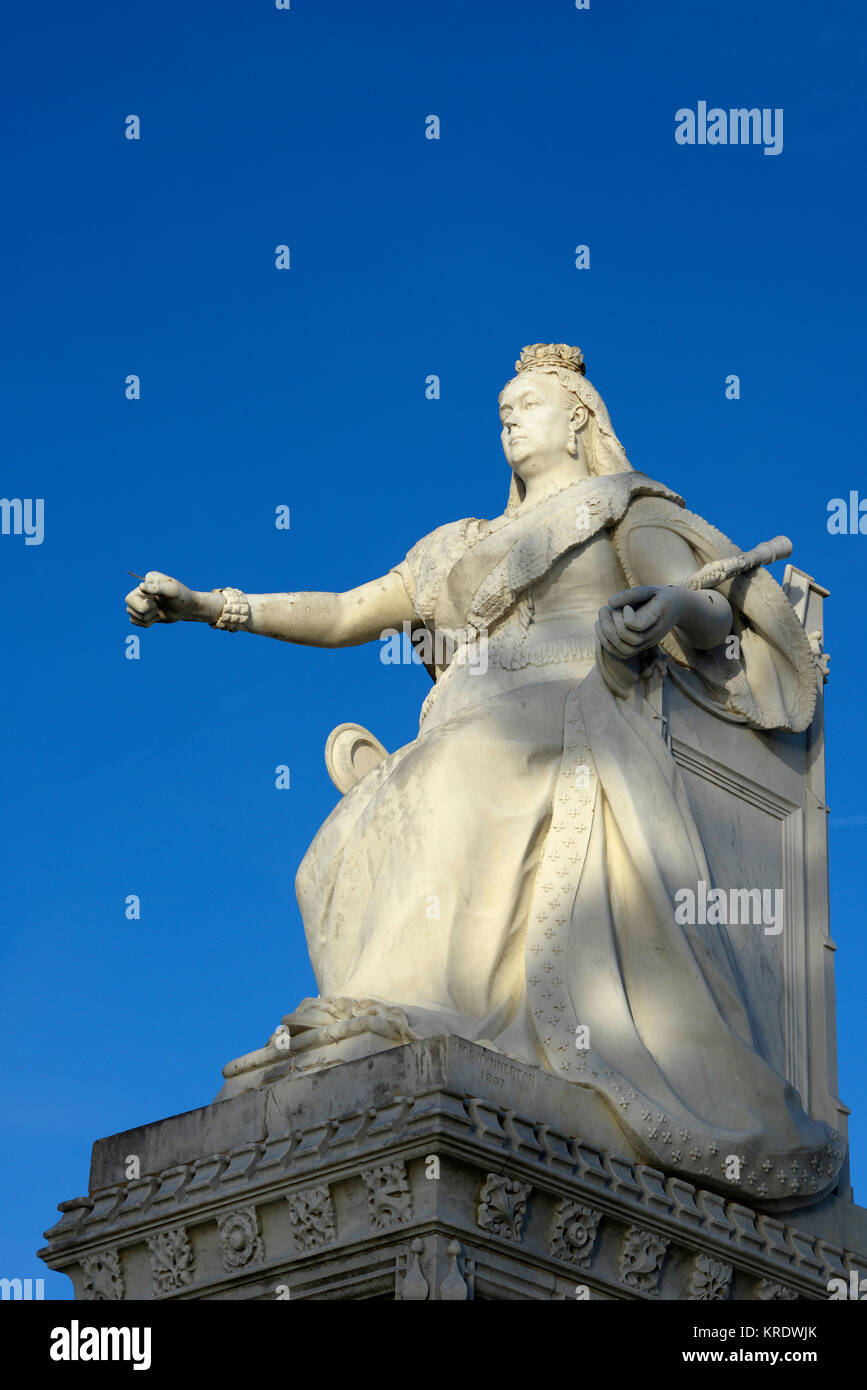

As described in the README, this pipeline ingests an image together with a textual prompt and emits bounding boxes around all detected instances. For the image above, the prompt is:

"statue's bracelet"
[210,587,251,632]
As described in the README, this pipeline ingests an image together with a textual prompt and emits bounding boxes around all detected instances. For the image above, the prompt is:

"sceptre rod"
[682,535,792,590]
[621,536,792,624]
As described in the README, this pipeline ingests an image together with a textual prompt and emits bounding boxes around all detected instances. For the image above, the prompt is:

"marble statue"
[126,342,843,1210]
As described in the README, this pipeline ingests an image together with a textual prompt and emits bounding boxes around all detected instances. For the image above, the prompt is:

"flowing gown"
[295,471,844,1206]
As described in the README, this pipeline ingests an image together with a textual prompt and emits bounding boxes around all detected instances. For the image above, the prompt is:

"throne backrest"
[641,566,848,1194]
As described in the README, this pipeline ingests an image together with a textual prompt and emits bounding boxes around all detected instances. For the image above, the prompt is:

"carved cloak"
[294,472,842,1207]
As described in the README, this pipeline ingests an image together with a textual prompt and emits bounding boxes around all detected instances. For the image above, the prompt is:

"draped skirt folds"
[295,659,843,1206]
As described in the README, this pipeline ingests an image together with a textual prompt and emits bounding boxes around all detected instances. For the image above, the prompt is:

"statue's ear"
[567,403,592,459]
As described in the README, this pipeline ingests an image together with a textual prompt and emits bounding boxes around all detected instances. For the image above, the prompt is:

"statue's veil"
[503,363,634,513]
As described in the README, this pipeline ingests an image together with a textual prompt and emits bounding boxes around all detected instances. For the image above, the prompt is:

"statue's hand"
[596,585,688,658]
[125,571,198,626]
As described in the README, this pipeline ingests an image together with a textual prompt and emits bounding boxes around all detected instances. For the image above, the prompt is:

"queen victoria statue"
[126,342,844,1213]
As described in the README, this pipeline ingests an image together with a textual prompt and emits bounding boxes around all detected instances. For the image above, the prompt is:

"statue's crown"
[515,342,586,376]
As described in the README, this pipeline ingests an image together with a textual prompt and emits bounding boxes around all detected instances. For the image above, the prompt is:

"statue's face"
[499,372,574,476]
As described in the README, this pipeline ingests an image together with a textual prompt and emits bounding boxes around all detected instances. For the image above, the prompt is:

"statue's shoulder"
[607,473,688,538]
[390,516,479,607]
[621,471,686,510]
[403,515,481,564]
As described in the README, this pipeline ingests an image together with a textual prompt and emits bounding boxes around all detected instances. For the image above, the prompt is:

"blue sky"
[2,0,866,1295]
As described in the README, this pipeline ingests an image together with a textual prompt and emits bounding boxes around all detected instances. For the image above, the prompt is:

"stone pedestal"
[39,1037,867,1301]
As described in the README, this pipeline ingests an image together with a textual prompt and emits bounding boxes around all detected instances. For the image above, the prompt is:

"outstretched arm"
[125,571,415,647]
